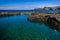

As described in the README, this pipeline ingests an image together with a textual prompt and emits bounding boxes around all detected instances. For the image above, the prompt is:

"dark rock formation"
[28,15,60,31]
[45,16,60,31]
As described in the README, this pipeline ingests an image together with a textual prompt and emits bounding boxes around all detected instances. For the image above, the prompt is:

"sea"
[0,10,60,12]
[0,10,60,40]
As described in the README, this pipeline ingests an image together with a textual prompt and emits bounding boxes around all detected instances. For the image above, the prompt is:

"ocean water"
[0,10,60,12]
[0,15,60,40]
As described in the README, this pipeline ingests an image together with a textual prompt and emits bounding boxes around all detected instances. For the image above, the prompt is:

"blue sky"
[0,0,60,10]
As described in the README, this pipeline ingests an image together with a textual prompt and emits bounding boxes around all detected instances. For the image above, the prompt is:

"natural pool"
[0,15,60,40]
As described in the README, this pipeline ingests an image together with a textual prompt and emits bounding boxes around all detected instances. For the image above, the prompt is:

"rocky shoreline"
[0,12,36,17]
[28,13,60,31]
[0,11,60,31]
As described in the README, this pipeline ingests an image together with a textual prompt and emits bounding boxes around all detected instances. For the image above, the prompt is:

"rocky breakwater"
[0,12,37,17]
[28,13,60,31]
[0,12,21,17]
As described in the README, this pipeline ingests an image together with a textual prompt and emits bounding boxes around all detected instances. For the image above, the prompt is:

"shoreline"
[0,12,36,17]
[28,12,60,31]
[0,11,60,31]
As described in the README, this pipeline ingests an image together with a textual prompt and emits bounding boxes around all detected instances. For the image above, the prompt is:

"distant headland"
[34,6,60,10]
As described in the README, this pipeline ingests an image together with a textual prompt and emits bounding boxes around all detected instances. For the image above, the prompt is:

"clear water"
[0,15,60,40]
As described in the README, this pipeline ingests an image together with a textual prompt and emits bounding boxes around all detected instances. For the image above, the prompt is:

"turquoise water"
[0,15,60,40]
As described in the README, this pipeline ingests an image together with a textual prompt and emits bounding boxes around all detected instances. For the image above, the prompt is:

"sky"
[0,0,60,10]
